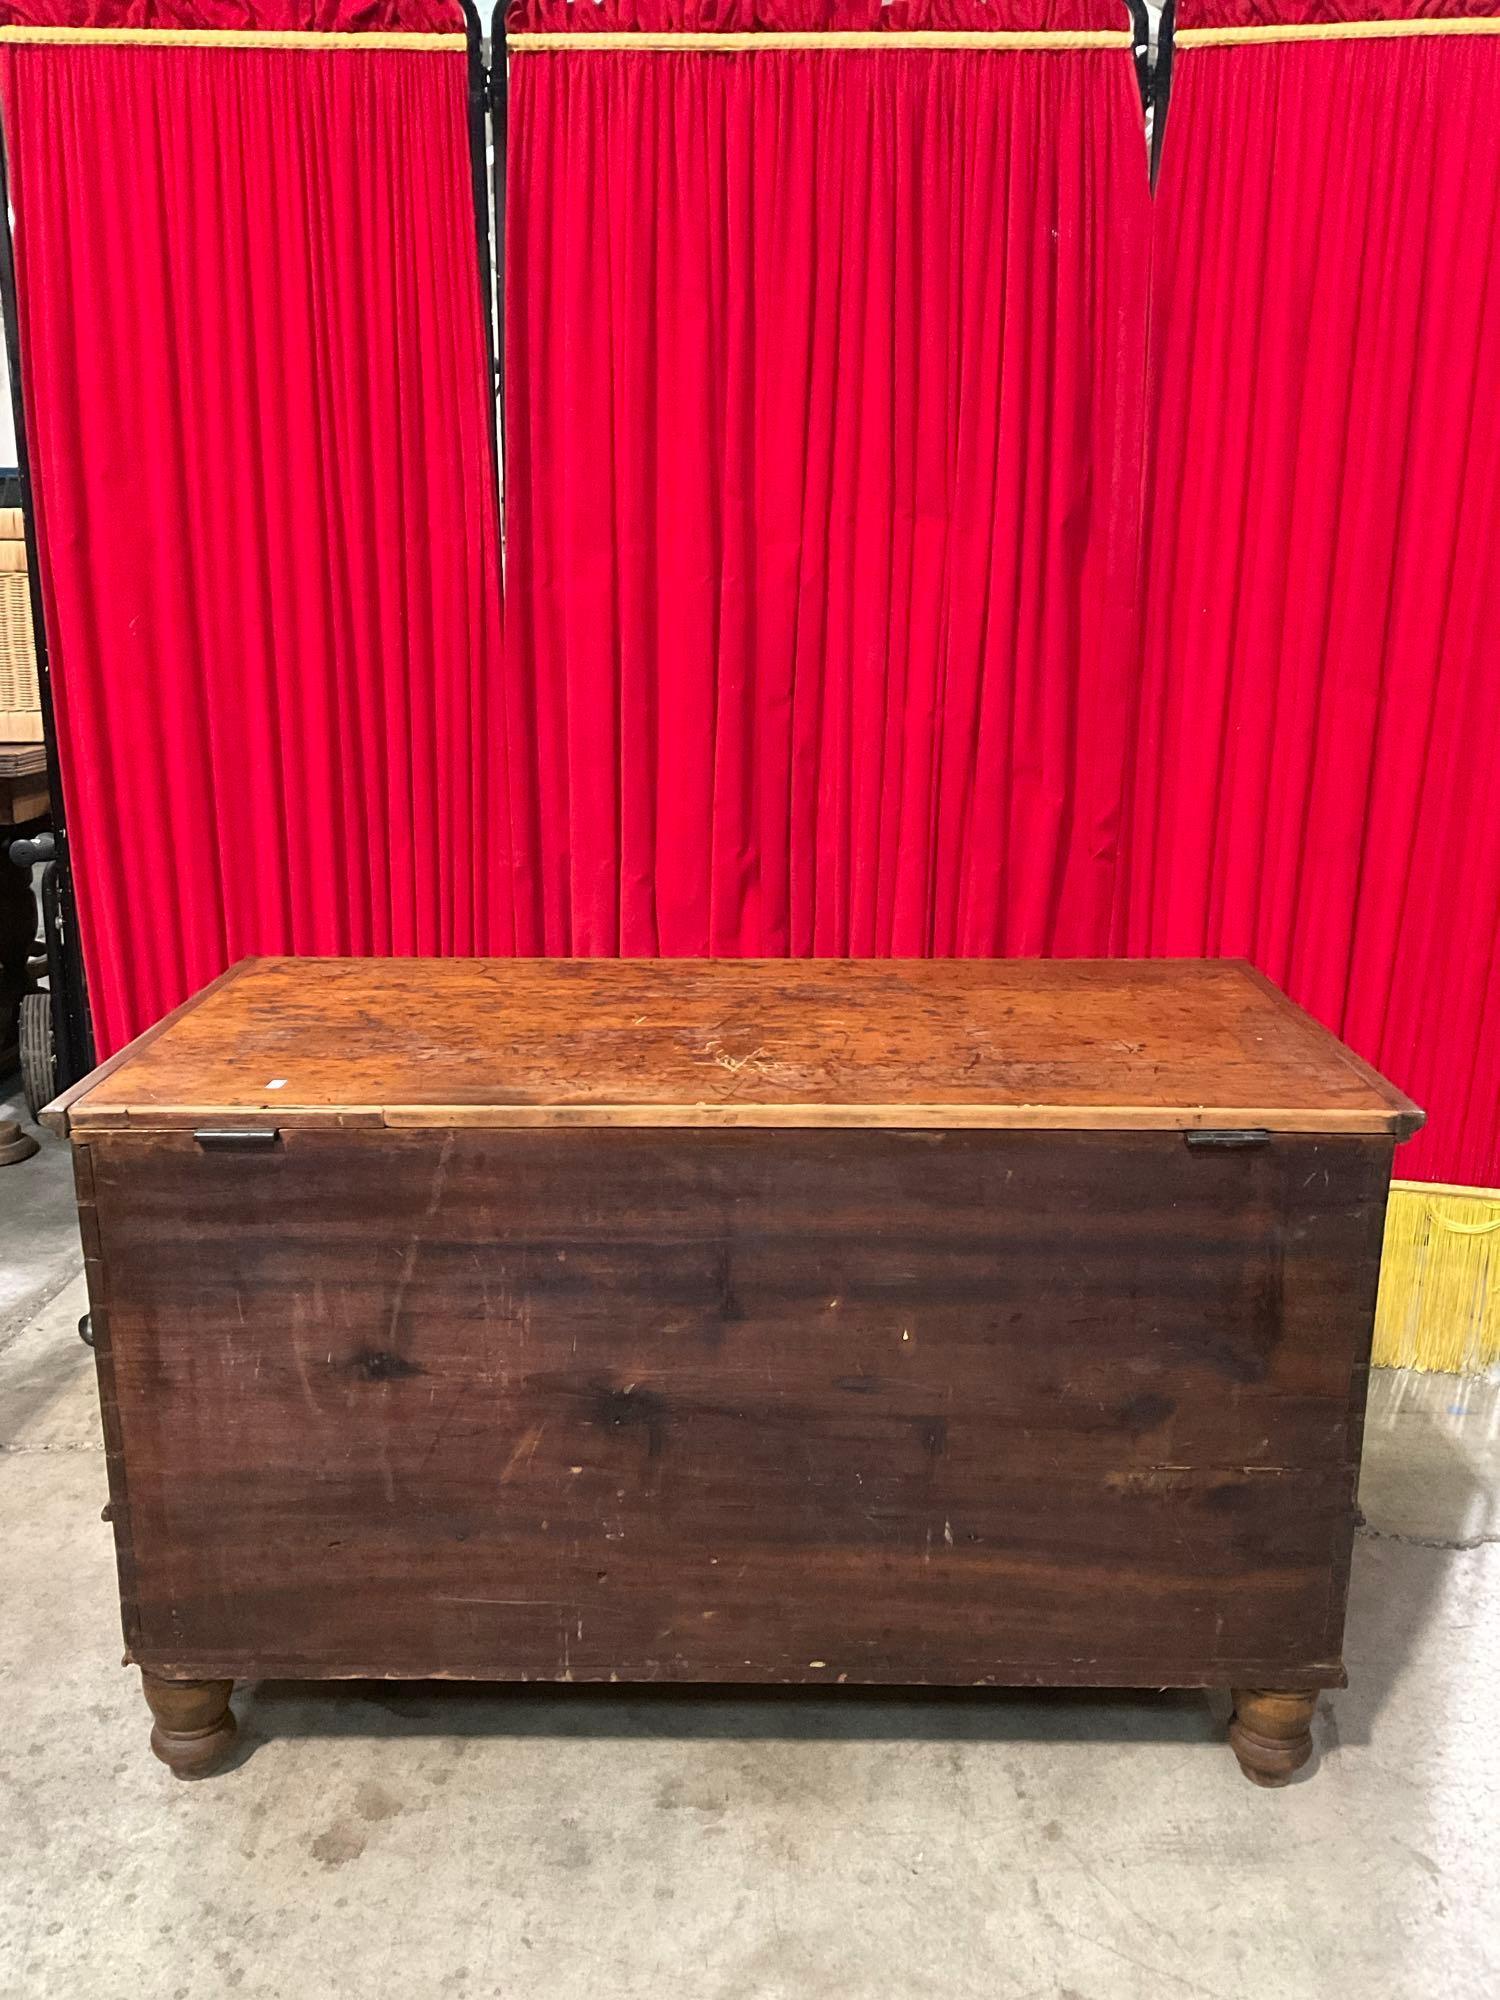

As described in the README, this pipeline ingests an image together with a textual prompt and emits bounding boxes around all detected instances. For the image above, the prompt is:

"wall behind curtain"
[501,1,1151,960]
[0,2,504,1055]
[1140,0,1500,1185]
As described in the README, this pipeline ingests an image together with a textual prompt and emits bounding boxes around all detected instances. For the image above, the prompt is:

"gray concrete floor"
[1,1085,1497,2000]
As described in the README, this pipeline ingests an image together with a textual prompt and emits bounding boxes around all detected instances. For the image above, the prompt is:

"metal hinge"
[1184,1129,1272,1150]
[193,1128,282,1151]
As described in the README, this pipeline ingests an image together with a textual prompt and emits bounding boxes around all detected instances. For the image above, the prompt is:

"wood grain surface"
[49,956,1422,1137]
[81,1125,1390,1687]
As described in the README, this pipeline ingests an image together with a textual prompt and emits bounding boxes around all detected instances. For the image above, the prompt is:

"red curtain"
[500,1,1151,957]
[7,0,1495,1189]
[0,5,505,1056]
[1139,0,1500,1184]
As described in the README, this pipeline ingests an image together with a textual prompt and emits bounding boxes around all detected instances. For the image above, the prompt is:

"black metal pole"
[1125,0,1152,123]
[460,0,502,532]
[0,108,95,1089]
[1150,0,1176,191]
[490,0,507,497]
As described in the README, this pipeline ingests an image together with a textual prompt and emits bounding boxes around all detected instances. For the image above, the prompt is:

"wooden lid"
[46,956,1423,1140]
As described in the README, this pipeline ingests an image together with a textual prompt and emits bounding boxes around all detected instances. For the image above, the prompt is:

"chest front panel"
[82,1125,1389,1687]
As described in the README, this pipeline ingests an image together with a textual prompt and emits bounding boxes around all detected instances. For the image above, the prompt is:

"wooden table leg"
[1228,1687,1318,1787]
[142,1672,238,1779]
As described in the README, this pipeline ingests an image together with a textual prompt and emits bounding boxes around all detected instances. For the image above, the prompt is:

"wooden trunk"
[47,957,1421,1782]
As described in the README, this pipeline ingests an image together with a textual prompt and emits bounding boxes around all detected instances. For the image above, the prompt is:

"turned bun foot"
[1229,1687,1318,1787]
[142,1672,238,1779]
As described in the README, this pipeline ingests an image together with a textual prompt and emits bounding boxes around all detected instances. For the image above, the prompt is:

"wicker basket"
[0,505,41,742]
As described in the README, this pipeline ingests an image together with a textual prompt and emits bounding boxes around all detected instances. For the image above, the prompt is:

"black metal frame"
[460,0,503,525]
[489,1,508,476]
[1124,0,1152,119]
[1150,0,1177,190]
[0,113,95,1093]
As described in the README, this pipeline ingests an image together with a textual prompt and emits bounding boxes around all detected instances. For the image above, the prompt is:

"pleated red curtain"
[0,2,504,1056]
[8,0,1494,1190]
[1139,0,1500,1184]
[500,1,1152,958]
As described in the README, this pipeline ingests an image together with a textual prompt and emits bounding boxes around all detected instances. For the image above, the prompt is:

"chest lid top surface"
[47,956,1421,1138]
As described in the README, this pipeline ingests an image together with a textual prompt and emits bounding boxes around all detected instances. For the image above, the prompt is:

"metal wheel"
[19,987,53,1122]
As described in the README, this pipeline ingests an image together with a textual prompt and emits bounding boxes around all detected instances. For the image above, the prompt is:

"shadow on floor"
[236,1678,1228,1764]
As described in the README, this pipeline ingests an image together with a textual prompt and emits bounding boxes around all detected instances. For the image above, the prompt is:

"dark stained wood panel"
[83,1127,1391,1687]
[49,955,1422,1136]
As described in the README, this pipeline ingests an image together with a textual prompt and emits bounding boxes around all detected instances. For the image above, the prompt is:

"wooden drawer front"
[84,1128,1389,1686]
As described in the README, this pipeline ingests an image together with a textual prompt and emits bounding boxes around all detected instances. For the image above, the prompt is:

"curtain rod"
[0,26,1131,53]
[1176,17,1500,48]
[0,27,465,50]
[1,18,1493,56]
[505,30,1132,51]
[501,21,1500,53]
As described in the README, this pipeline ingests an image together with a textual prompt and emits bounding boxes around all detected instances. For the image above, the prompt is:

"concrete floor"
[1,1086,1496,2000]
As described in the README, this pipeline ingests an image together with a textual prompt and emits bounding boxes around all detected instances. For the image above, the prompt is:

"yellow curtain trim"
[1178,17,1500,49]
[0,26,465,51]
[506,30,1134,52]
[1373,1181,1500,1374]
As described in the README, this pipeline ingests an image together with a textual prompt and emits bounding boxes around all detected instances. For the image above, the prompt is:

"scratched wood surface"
[81,1126,1390,1686]
[48,956,1422,1136]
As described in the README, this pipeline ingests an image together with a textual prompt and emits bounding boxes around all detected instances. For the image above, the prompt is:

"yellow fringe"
[0,27,465,51]
[1373,1181,1500,1374]
[1177,18,1500,49]
[505,30,1133,53]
